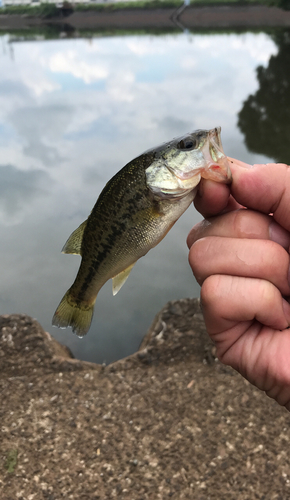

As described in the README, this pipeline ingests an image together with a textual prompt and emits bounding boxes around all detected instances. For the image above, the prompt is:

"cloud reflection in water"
[0,32,277,363]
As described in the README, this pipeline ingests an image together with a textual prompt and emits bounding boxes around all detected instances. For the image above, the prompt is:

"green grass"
[192,0,268,3]
[191,0,288,4]
[74,0,275,11]
[4,449,18,474]
[0,0,279,16]
[1,3,59,17]
[0,0,288,16]
[0,0,182,15]
[74,0,183,11]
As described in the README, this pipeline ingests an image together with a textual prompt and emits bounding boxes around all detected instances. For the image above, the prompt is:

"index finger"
[195,158,290,232]
[194,158,247,218]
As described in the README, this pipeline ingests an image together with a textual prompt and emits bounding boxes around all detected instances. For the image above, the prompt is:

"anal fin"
[112,263,136,296]
[62,220,87,255]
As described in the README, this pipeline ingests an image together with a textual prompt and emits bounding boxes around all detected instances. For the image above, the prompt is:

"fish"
[52,126,231,337]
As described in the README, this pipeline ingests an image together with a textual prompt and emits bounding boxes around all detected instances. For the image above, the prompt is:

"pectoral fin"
[112,263,136,296]
[62,220,87,255]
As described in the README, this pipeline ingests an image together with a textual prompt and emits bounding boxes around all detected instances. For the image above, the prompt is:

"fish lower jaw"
[208,158,232,183]
[152,184,198,200]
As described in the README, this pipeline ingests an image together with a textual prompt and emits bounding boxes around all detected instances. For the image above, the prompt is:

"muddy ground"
[1,298,290,499]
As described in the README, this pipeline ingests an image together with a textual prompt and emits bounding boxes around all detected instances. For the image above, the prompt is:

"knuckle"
[188,239,205,273]
[189,238,216,284]
[200,275,223,308]
[259,279,278,306]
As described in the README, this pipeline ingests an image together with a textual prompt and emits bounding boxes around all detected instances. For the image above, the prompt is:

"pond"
[0,27,289,364]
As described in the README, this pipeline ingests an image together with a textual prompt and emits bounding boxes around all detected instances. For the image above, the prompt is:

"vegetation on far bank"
[1,0,290,17]
[73,0,288,12]
[0,3,59,17]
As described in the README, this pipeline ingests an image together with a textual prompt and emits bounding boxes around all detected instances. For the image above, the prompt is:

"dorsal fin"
[112,263,136,296]
[61,220,87,255]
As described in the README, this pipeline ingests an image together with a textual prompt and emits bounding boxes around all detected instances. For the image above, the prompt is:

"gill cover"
[145,127,231,198]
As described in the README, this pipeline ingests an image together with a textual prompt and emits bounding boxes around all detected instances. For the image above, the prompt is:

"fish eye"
[177,137,197,151]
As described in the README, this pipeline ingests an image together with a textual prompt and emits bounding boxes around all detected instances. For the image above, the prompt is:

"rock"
[138,298,214,365]
[0,299,217,378]
[0,314,101,377]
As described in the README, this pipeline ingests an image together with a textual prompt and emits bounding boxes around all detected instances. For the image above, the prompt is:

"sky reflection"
[0,32,278,363]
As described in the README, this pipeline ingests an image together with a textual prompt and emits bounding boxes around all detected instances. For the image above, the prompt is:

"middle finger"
[187,209,290,250]
[189,236,290,297]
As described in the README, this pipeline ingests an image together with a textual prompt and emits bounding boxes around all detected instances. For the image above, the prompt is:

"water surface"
[0,30,284,363]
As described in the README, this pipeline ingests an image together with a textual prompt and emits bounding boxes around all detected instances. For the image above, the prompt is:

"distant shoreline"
[1,4,290,33]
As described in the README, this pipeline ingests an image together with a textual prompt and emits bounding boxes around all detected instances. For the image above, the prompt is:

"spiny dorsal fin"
[61,220,87,255]
[112,263,136,296]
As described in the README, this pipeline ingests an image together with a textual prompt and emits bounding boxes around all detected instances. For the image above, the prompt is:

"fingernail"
[269,220,290,250]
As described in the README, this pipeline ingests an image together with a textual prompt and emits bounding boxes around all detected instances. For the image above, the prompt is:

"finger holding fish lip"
[193,178,235,219]
[193,157,247,220]
[227,159,290,232]
[193,159,290,233]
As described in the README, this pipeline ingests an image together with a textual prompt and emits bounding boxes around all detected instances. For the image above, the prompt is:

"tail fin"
[52,291,94,338]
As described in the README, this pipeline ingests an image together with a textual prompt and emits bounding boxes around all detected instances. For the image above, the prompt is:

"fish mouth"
[202,127,232,184]
[165,126,232,184]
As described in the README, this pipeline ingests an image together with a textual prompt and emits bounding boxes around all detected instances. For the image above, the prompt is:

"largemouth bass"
[52,127,231,337]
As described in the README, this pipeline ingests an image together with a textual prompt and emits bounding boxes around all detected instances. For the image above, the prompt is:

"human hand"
[187,158,290,410]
